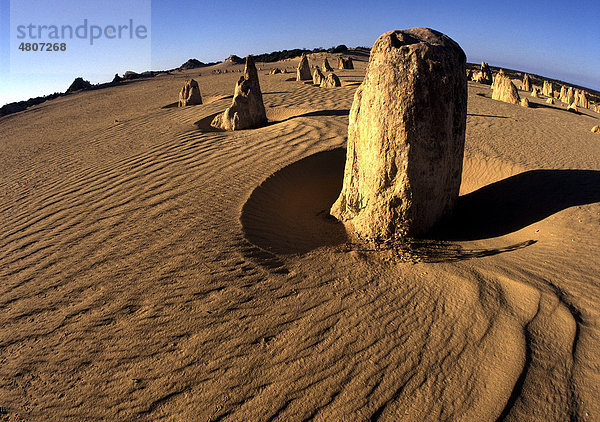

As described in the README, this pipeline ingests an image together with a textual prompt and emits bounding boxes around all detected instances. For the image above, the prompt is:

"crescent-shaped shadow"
[241,148,347,255]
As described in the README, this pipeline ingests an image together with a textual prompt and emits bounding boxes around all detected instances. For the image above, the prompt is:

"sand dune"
[1,53,599,420]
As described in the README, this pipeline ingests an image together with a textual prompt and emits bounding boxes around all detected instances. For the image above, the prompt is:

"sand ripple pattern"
[1,63,599,420]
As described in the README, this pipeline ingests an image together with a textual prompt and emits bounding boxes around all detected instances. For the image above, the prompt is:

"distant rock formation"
[179,59,205,70]
[178,79,202,107]
[542,80,553,97]
[211,56,267,130]
[323,58,333,71]
[567,102,578,113]
[331,28,467,239]
[337,56,354,69]
[224,55,244,65]
[312,67,325,85]
[522,74,531,91]
[521,98,530,107]
[320,72,341,87]
[473,62,492,84]
[531,88,539,98]
[566,87,575,105]
[67,77,92,93]
[546,97,554,104]
[492,70,520,104]
[466,69,473,81]
[577,91,589,108]
[559,86,567,103]
[111,74,122,84]
[123,71,140,80]
[296,53,312,81]
[591,125,600,133]
[270,68,283,74]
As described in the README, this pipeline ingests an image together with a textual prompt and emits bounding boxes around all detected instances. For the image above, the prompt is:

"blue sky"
[1,0,599,106]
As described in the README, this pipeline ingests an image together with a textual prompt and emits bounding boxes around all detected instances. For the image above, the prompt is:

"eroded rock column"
[211,56,267,130]
[178,79,202,107]
[331,28,467,239]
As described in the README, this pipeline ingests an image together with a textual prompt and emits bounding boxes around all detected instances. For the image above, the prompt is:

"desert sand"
[1,50,600,421]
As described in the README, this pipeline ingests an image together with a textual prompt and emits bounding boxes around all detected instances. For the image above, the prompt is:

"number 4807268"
[18,42,66,51]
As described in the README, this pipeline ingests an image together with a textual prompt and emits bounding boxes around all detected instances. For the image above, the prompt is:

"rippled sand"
[1,51,600,420]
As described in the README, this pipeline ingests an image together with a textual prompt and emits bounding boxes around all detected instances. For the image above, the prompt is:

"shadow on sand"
[194,109,350,132]
[241,148,600,263]
[434,169,600,241]
[265,109,350,127]
[529,101,585,115]
[241,148,348,257]
[467,113,509,119]
[194,112,227,132]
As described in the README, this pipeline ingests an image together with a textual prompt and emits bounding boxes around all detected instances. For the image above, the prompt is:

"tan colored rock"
[312,67,325,85]
[466,69,473,81]
[178,79,202,107]
[296,53,312,81]
[546,97,554,104]
[492,70,520,105]
[521,98,530,107]
[331,28,467,239]
[591,125,600,133]
[531,88,539,98]
[559,85,568,103]
[522,74,531,91]
[567,102,578,113]
[474,61,492,84]
[337,56,354,69]
[577,91,589,108]
[542,80,554,97]
[323,58,333,71]
[320,72,341,87]
[566,87,575,105]
[270,68,283,75]
[211,56,267,131]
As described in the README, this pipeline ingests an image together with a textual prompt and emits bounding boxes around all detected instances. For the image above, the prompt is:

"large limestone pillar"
[331,28,467,239]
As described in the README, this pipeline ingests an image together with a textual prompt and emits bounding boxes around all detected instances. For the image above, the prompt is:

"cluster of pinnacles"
[468,62,598,115]
[175,29,598,242]
[297,53,342,87]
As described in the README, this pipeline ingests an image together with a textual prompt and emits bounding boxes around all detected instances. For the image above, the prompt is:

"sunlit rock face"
[320,72,341,88]
[331,28,467,239]
[522,74,531,92]
[492,70,520,105]
[211,56,267,130]
[296,53,312,81]
[178,79,202,107]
